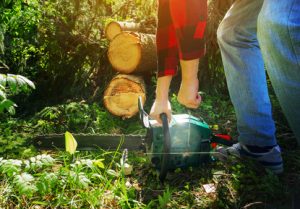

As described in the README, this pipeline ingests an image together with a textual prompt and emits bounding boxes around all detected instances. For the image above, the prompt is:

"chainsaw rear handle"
[159,113,171,182]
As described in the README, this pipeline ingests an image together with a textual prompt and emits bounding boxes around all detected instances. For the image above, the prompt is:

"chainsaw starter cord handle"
[159,113,171,182]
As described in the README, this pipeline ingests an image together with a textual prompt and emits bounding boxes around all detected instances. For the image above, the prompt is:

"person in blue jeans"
[217,0,300,174]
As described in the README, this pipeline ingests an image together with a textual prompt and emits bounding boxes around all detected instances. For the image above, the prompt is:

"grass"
[0,93,300,208]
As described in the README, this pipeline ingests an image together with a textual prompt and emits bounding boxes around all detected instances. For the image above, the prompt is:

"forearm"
[155,75,172,102]
[177,58,201,109]
[180,58,199,82]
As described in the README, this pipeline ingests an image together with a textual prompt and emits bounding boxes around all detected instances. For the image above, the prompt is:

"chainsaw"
[33,97,236,181]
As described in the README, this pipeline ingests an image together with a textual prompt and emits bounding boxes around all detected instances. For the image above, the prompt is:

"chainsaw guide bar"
[33,133,147,151]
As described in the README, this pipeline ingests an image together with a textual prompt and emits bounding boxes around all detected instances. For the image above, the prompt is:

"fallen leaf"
[203,183,216,193]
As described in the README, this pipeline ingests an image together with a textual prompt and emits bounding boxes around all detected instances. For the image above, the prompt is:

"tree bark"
[107,32,157,75]
[103,74,146,119]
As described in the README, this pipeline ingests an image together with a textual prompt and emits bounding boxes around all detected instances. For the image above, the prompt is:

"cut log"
[108,32,156,74]
[103,74,146,119]
[105,21,141,41]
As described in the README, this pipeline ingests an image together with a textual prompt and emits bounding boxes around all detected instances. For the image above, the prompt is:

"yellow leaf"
[65,131,77,154]
[212,125,219,131]
[94,159,105,169]
[123,163,133,176]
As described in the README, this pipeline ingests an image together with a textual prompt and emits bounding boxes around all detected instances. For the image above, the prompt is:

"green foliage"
[0,151,145,208]
[0,0,42,77]
[0,123,36,158]
[33,102,144,134]
[0,1,299,208]
[158,187,172,209]
[0,73,35,114]
[35,0,111,98]
[170,93,187,114]
[13,173,37,197]
[0,100,145,159]
[0,0,158,105]
[170,93,236,136]
[36,172,59,196]
[231,162,285,199]
[109,0,157,21]
[67,171,91,189]
[24,154,55,172]
[0,98,15,114]
[0,158,22,178]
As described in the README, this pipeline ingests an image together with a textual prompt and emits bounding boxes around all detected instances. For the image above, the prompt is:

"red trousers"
[156,0,207,77]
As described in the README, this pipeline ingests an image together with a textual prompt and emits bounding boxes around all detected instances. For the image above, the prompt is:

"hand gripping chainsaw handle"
[138,96,171,182]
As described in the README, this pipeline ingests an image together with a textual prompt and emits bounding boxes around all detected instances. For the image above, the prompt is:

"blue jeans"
[217,0,300,146]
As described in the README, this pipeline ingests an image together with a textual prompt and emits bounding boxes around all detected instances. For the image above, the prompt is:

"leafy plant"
[158,187,172,209]
[36,172,59,196]
[0,73,35,114]
[13,172,37,197]
[0,151,145,208]
[0,125,36,158]
[32,101,144,135]
[23,154,55,172]
[67,171,91,189]
[0,158,22,178]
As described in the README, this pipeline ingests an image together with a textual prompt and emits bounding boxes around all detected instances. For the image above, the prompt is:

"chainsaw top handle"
[159,113,171,182]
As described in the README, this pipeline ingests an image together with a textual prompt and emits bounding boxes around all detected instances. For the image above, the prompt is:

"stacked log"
[105,21,141,41]
[103,74,146,119]
[108,32,156,74]
[103,21,156,118]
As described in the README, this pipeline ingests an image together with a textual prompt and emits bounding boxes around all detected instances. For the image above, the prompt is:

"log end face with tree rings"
[108,32,142,74]
[105,21,122,41]
[103,74,146,119]
[105,21,142,41]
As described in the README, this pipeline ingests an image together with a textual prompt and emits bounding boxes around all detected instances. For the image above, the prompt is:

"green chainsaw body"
[137,97,234,181]
[147,114,212,170]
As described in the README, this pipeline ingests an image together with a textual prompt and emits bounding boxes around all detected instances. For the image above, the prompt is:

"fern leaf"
[77,172,91,189]
[69,171,91,189]
[0,99,17,114]
[0,159,22,177]
[13,173,37,196]
[24,154,55,172]
[0,88,6,99]
[0,74,6,86]
[6,74,17,93]
[16,75,35,89]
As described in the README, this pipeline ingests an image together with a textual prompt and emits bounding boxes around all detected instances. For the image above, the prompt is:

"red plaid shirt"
[156,0,207,77]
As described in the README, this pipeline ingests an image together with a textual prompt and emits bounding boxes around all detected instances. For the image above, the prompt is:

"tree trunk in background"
[108,32,157,75]
[105,21,141,41]
[199,0,235,93]
[103,74,146,119]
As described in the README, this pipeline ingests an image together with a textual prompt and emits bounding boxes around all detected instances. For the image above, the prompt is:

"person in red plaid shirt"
[150,0,207,123]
